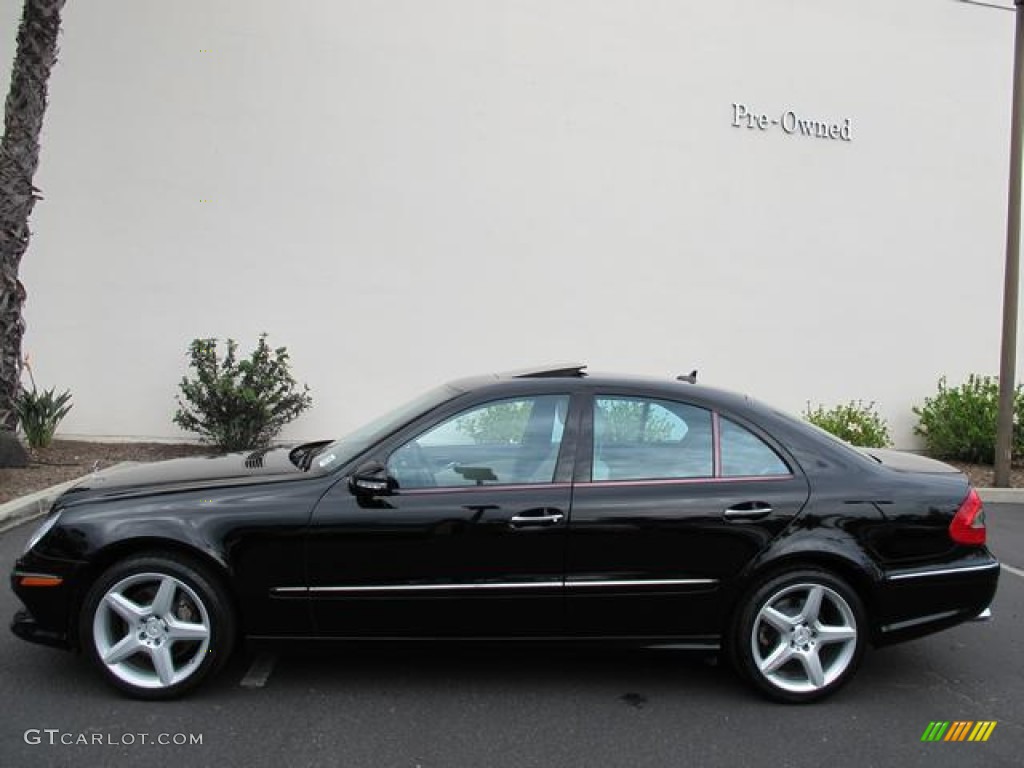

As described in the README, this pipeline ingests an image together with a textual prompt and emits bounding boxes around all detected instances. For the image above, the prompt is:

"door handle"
[509,511,564,527]
[723,502,773,520]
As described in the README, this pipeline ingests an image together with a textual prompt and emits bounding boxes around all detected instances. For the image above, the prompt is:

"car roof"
[447,364,759,411]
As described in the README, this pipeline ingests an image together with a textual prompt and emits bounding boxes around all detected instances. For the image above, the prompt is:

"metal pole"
[995,1,1024,487]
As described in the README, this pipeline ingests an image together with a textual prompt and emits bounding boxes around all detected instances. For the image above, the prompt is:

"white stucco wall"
[0,0,1019,447]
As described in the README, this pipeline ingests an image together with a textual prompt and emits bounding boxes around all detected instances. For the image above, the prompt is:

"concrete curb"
[976,487,1024,504]
[1,470,1023,536]
[0,463,139,532]
[0,477,81,530]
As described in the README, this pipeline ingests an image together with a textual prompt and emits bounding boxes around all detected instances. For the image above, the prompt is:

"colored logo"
[921,721,997,742]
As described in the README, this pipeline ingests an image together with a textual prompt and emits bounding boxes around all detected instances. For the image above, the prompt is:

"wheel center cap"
[793,626,811,646]
[145,617,164,639]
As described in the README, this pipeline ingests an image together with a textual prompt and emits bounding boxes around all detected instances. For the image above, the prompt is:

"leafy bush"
[803,400,891,448]
[14,354,73,449]
[16,386,73,449]
[173,334,312,452]
[913,375,1024,464]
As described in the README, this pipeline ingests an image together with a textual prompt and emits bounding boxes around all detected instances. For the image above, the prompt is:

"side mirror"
[349,461,393,496]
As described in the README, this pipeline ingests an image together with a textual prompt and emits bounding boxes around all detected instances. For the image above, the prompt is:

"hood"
[58,446,312,502]
[858,448,961,474]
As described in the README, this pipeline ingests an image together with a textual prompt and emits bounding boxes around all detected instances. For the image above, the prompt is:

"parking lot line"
[240,653,277,688]
[1002,562,1024,579]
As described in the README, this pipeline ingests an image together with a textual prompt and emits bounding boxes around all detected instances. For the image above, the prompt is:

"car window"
[720,417,790,477]
[388,395,570,489]
[592,397,712,481]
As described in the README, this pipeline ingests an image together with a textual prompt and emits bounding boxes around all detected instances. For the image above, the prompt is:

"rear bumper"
[873,554,999,646]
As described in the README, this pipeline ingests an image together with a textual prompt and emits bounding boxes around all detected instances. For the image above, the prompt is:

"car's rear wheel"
[80,553,235,699]
[732,568,865,703]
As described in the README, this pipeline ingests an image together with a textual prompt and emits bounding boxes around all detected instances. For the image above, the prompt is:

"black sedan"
[10,365,999,702]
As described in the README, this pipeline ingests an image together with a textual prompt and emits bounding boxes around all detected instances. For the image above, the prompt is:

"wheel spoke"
[103,634,143,665]
[815,623,857,645]
[759,642,793,674]
[799,648,826,688]
[105,591,147,623]
[151,577,177,617]
[761,606,795,633]
[166,617,209,642]
[150,645,176,686]
[800,586,824,624]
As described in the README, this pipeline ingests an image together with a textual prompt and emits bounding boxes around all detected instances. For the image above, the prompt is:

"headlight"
[24,512,61,554]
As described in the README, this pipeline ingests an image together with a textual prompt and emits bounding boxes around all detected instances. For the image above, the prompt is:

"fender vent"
[244,449,270,469]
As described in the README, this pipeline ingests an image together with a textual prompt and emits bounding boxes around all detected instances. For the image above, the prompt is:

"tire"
[80,552,236,700]
[730,568,866,704]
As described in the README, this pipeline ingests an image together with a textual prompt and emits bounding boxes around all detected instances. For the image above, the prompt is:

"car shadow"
[239,643,749,704]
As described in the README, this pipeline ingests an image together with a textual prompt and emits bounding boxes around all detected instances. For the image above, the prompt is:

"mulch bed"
[1,441,1021,507]
[944,460,1024,491]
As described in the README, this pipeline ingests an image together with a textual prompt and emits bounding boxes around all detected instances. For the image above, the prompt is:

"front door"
[307,393,576,637]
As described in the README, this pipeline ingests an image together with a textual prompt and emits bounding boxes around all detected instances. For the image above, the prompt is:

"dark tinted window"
[388,395,569,489]
[720,417,789,477]
[592,397,712,480]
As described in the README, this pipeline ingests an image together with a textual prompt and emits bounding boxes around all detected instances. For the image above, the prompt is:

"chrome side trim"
[879,609,960,633]
[886,561,1001,582]
[643,642,721,651]
[566,579,717,588]
[271,578,719,596]
[274,582,563,595]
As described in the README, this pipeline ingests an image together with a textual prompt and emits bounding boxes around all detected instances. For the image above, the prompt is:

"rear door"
[566,391,809,639]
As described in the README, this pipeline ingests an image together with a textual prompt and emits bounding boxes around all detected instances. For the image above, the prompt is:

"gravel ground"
[0,440,214,504]
[1,442,1021,506]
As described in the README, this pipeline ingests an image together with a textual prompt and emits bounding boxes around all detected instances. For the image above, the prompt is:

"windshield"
[311,385,462,472]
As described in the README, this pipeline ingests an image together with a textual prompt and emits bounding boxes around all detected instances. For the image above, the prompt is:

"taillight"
[949,488,986,546]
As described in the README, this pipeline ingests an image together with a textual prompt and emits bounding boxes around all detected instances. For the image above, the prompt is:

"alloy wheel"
[749,582,859,694]
[92,572,211,690]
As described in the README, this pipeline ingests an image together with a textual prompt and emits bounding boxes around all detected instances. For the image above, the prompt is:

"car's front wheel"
[731,568,866,703]
[80,553,235,699]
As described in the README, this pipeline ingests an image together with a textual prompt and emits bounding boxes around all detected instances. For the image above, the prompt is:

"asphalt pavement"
[0,506,1021,768]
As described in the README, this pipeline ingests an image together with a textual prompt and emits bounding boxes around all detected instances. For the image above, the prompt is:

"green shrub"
[15,385,73,449]
[173,334,312,452]
[912,375,1024,464]
[14,355,73,450]
[803,400,891,448]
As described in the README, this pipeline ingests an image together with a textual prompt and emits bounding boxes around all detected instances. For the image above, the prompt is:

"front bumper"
[11,609,71,650]
[10,550,87,651]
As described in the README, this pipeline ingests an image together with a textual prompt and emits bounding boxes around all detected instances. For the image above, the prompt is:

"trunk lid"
[857,448,961,474]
